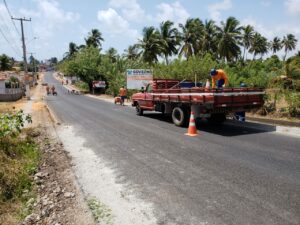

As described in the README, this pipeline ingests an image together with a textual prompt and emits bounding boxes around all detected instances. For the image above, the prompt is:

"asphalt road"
[45,72,300,225]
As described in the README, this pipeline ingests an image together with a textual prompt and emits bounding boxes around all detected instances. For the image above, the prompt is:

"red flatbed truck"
[131,79,265,126]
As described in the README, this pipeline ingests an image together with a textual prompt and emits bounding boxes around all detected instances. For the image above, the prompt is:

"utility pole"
[11,17,31,73]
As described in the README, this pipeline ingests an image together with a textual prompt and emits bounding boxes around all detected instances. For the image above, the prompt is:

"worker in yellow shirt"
[210,69,229,88]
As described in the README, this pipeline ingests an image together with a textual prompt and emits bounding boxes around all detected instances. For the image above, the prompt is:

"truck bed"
[151,87,265,108]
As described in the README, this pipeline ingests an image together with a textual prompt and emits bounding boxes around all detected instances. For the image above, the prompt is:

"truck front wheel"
[172,107,189,127]
[136,103,143,116]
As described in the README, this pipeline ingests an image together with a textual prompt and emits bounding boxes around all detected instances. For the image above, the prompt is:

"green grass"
[87,197,114,225]
[74,81,89,92]
[0,128,40,223]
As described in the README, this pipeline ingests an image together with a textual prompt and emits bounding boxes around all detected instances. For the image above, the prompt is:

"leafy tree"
[137,26,163,64]
[159,20,179,64]
[179,18,203,59]
[241,25,255,61]
[270,37,282,55]
[85,29,104,49]
[64,42,78,59]
[28,55,39,72]
[106,47,118,63]
[216,17,242,62]
[286,55,300,79]
[123,45,140,60]
[282,34,297,61]
[0,54,11,71]
[50,57,58,64]
[249,32,268,59]
[60,47,102,91]
[74,47,103,91]
[201,19,218,57]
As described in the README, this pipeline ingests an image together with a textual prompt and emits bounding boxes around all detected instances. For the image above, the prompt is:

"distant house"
[0,72,24,101]
[0,74,7,93]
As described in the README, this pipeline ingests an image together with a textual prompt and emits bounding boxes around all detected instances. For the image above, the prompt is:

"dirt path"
[1,74,96,225]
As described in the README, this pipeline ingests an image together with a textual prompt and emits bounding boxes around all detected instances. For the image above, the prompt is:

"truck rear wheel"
[136,103,143,116]
[208,113,226,125]
[172,107,189,127]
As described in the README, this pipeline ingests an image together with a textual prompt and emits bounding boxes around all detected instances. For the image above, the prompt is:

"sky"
[0,0,300,61]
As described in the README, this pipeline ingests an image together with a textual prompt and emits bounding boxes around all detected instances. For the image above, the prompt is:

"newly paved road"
[45,73,300,225]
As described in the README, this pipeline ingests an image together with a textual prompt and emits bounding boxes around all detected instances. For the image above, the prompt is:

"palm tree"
[241,25,255,61]
[282,34,297,61]
[249,32,268,59]
[179,18,203,59]
[85,29,104,49]
[270,37,282,55]
[106,47,118,63]
[63,42,78,59]
[137,26,163,64]
[201,19,218,56]
[159,20,179,64]
[124,45,140,60]
[216,17,243,62]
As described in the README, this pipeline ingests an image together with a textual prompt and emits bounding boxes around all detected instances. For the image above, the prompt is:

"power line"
[3,0,21,36]
[0,25,21,56]
[0,3,22,55]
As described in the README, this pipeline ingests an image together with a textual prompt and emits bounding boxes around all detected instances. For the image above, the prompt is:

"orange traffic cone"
[185,111,198,137]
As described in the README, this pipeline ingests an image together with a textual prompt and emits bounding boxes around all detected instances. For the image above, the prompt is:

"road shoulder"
[19,74,96,225]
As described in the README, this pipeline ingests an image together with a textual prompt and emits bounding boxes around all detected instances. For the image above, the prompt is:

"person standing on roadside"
[51,85,56,95]
[119,85,127,106]
[46,85,50,95]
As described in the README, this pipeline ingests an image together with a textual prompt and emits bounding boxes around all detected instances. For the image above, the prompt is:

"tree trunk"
[165,54,169,65]
[283,51,287,62]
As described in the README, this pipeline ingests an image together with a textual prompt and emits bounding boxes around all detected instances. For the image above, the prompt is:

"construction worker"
[46,85,50,95]
[210,69,229,88]
[119,85,127,106]
[51,85,56,95]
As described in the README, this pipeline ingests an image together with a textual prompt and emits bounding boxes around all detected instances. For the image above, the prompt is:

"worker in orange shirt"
[119,85,127,106]
[210,69,229,88]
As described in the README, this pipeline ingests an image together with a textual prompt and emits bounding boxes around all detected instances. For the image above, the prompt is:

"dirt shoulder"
[1,74,95,225]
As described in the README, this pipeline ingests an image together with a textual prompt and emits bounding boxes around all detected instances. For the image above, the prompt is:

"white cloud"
[241,17,274,39]
[19,0,80,38]
[97,8,139,38]
[156,1,190,25]
[36,0,79,21]
[208,0,232,21]
[284,0,300,15]
[241,17,300,58]
[108,0,146,21]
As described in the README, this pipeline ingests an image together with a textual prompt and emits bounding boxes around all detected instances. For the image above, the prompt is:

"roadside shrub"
[74,81,89,92]
[285,91,300,117]
[0,110,32,140]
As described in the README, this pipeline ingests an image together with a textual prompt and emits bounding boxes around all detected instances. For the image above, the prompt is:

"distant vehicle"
[131,79,265,126]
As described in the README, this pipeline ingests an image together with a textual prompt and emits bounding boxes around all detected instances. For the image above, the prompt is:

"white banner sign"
[93,81,106,88]
[126,69,153,89]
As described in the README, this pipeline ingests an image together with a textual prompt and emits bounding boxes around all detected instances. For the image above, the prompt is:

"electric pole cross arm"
[11,17,31,74]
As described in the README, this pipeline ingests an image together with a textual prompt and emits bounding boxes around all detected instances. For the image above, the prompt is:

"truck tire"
[208,113,226,125]
[136,103,143,116]
[172,107,189,127]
